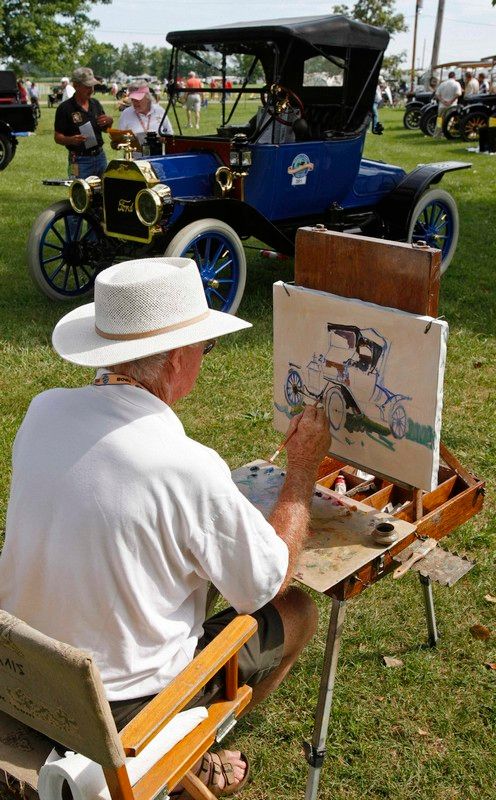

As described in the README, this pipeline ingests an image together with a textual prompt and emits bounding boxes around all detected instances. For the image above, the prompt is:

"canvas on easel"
[273,282,448,492]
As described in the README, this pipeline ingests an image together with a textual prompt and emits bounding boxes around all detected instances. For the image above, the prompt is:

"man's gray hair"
[112,351,171,392]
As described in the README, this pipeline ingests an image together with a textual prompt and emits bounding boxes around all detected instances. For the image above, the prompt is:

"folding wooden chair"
[0,609,256,800]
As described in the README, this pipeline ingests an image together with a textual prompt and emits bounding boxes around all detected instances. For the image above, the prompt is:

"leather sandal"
[171,750,250,799]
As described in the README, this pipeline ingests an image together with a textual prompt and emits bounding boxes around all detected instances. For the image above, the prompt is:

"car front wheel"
[406,189,459,275]
[164,219,247,314]
[0,134,14,170]
[461,110,489,142]
[442,107,461,140]
[403,107,422,130]
[27,200,110,300]
[419,107,437,137]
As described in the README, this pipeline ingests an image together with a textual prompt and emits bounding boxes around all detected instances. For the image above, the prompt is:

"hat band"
[95,310,210,341]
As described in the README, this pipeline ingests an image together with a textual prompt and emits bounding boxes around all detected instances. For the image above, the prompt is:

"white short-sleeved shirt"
[61,84,75,102]
[118,103,173,144]
[436,78,462,107]
[0,384,288,701]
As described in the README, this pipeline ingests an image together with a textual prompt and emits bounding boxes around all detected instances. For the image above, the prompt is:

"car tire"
[0,133,14,170]
[442,107,461,140]
[284,369,304,406]
[406,189,459,275]
[419,106,437,137]
[461,110,489,142]
[389,401,408,439]
[327,388,346,432]
[403,107,422,130]
[164,218,247,314]
[27,200,106,300]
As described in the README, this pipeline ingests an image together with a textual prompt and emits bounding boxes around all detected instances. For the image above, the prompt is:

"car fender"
[459,102,491,118]
[0,119,15,138]
[165,197,295,255]
[378,161,471,240]
[405,100,426,111]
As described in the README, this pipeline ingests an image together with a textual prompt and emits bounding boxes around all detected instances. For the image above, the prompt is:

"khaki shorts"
[110,602,284,730]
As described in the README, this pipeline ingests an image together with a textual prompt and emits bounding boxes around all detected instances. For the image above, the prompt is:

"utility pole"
[430,0,446,78]
[410,0,423,91]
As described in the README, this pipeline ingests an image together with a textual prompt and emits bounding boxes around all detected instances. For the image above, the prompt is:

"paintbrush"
[266,393,324,464]
[392,537,437,579]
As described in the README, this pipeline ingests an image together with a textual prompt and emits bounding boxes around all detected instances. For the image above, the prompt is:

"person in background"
[17,79,28,103]
[118,80,173,148]
[478,73,490,94]
[434,70,462,138]
[209,77,218,102]
[61,76,75,102]
[28,81,40,113]
[185,70,203,129]
[54,67,113,179]
[371,83,384,135]
[464,69,480,97]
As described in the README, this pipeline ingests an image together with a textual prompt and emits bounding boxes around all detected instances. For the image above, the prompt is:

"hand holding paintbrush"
[267,394,327,464]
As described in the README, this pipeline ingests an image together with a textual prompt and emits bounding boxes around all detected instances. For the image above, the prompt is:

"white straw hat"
[52,257,251,367]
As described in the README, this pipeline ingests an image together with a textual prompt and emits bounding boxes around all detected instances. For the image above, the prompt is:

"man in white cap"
[118,80,173,149]
[54,66,113,178]
[60,76,75,102]
[0,257,330,795]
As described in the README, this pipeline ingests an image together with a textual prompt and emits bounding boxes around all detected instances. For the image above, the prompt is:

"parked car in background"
[28,15,469,309]
[0,70,37,169]
[403,89,434,129]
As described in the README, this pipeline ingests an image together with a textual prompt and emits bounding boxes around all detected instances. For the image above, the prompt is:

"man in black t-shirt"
[54,67,113,179]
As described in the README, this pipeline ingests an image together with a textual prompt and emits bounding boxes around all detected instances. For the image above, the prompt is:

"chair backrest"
[0,610,125,769]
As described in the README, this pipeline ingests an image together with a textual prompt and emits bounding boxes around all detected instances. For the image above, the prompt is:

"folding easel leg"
[419,573,439,647]
[304,598,347,800]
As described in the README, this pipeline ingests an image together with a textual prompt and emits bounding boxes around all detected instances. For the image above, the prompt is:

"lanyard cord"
[134,109,152,133]
[93,373,148,390]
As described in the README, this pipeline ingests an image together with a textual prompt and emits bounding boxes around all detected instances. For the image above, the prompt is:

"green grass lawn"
[0,103,494,799]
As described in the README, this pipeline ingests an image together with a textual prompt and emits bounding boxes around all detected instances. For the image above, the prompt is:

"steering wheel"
[261,84,305,126]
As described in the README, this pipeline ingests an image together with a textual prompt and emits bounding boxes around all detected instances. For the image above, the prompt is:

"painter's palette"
[232,460,416,593]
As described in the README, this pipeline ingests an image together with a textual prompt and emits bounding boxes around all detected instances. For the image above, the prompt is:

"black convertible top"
[167,15,389,52]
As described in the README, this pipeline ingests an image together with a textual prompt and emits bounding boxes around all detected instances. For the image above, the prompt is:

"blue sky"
[90,0,496,69]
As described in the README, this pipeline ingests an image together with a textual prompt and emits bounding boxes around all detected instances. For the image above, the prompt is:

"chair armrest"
[120,614,257,756]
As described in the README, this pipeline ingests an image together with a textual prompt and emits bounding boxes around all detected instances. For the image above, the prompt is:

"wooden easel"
[293,228,484,800]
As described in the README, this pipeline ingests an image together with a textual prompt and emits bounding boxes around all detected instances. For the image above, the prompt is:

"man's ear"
[167,347,183,374]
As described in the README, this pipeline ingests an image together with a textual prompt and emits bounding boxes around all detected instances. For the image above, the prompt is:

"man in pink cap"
[118,80,173,149]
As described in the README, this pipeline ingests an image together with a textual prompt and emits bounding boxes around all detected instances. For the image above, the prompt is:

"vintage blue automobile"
[28,15,470,312]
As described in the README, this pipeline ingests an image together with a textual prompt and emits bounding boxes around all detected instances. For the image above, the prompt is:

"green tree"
[80,38,119,79]
[382,51,407,79]
[0,0,111,73]
[332,0,407,35]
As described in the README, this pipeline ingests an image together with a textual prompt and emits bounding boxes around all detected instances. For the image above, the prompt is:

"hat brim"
[52,302,252,367]
[129,90,149,100]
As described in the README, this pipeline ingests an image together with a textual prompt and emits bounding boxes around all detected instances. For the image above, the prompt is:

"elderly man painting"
[0,257,330,797]
[118,80,173,149]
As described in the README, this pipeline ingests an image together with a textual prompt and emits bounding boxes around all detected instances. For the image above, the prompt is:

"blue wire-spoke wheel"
[284,369,303,406]
[165,218,247,314]
[27,200,107,300]
[389,401,408,439]
[407,188,459,275]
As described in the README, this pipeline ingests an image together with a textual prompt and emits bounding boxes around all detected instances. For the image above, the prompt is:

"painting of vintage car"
[284,323,410,440]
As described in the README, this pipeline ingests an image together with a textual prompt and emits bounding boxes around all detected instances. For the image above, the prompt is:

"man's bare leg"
[173,587,317,794]
[245,585,318,712]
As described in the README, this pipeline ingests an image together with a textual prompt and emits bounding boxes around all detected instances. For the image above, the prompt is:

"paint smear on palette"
[231,461,415,593]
